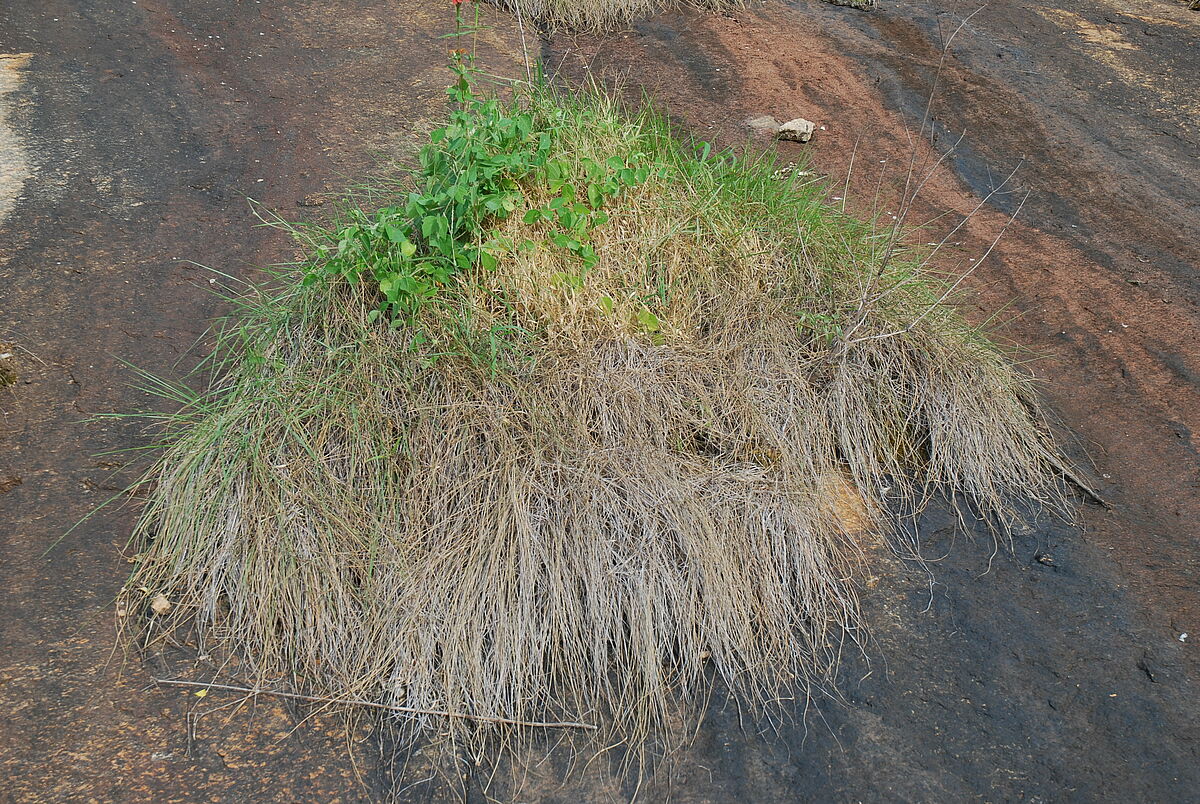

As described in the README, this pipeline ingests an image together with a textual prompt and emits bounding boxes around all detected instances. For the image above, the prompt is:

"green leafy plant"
[304,41,653,329]
[303,61,546,321]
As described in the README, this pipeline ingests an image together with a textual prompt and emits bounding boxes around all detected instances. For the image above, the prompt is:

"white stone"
[776,117,816,143]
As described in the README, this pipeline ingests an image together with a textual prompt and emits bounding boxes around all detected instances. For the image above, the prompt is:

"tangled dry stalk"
[487,0,744,31]
[122,83,1073,772]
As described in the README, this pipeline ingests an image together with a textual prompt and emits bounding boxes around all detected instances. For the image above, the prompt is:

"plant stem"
[153,678,599,730]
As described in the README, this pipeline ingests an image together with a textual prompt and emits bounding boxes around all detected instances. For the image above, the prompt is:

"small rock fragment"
[776,118,816,143]
[150,593,172,616]
[0,350,16,386]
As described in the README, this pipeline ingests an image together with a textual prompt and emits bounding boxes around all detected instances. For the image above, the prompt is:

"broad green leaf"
[637,309,661,333]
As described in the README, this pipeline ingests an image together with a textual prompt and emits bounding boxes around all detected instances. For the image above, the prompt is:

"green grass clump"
[488,0,744,31]
[123,73,1071,768]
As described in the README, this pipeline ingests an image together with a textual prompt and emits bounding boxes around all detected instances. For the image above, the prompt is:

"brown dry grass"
[488,0,744,31]
[122,84,1072,775]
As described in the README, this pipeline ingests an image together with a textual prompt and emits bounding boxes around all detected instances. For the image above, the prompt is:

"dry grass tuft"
[123,82,1072,770]
[487,0,745,31]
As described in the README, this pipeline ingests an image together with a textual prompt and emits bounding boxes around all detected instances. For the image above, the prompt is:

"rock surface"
[744,113,780,131]
[2,0,1199,800]
[776,116,816,142]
